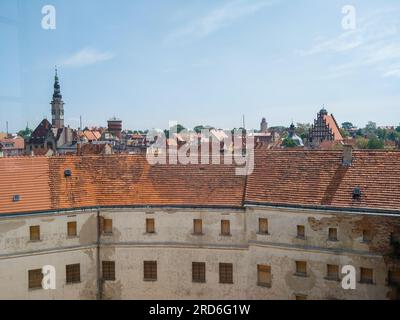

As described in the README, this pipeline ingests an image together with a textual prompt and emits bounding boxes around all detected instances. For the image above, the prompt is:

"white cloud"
[167,0,276,41]
[62,48,115,67]
[300,6,400,79]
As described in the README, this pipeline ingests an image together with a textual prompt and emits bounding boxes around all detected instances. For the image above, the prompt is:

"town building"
[309,108,343,147]
[0,148,399,300]
[0,136,25,157]
[25,70,75,155]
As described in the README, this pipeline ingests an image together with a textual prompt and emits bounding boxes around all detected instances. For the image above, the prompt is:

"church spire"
[51,67,65,128]
[53,66,62,100]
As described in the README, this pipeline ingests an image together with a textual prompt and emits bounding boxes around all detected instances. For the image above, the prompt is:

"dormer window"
[352,187,362,200]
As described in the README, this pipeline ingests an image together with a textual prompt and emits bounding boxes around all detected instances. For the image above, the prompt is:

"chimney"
[76,143,81,156]
[342,145,353,166]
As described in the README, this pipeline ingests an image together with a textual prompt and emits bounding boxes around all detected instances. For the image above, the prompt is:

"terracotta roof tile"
[246,149,400,212]
[0,150,399,215]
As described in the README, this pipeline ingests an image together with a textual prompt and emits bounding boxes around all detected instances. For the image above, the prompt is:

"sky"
[0,0,399,133]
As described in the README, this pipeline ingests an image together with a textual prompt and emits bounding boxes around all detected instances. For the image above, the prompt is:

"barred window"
[146,218,155,234]
[193,219,203,235]
[257,265,271,287]
[297,225,305,238]
[258,218,268,234]
[144,261,157,281]
[67,221,77,237]
[30,226,40,241]
[295,261,307,277]
[192,262,206,283]
[102,261,115,281]
[66,264,81,284]
[326,264,339,280]
[103,218,113,234]
[360,268,373,284]
[219,263,233,284]
[221,220,231,236]
[28,269,43,289]
[328,228,338,241]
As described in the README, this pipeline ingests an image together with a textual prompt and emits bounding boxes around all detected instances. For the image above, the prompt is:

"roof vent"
[352,187,362,200]
[13,195,20,202]
[64,169,72,177]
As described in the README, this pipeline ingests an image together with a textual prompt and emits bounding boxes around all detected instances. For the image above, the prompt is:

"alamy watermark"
[41,5,56,30]
[146,122,254,176]
[341,5,357,30]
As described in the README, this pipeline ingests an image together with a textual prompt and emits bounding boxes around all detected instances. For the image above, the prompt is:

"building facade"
[0,150,399,300]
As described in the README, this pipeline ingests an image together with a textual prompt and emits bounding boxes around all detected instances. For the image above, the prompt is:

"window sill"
[144,232,157,235]
[144,279,157,282]
[359,281,375,285]
[327,239,338,242]
[192,280,206,284]
[102,233,113,237]
[67,235,78,239]
[192,233,204,236]
[220,234,232,237]
[257,283,271,288]
[324,277,340,282]
[294,273,308,278]
[28,287,43,291]
[219,282,234,285]
[296,236,306,240]
[257,232,270,236]
[66,281,81,285]
[28,240,42,243]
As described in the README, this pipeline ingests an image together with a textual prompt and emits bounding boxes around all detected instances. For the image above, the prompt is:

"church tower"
[51,67,65,128]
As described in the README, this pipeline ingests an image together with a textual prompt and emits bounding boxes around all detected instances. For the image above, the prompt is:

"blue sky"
[0,0,399,132]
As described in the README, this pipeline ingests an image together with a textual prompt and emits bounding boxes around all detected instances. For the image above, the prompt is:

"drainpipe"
[96,208,103,300]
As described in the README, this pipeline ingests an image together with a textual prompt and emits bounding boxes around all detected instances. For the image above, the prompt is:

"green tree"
[341,122,354,131]
[282,138,297,148]
[355,137,369,149]
[367,137,384,149]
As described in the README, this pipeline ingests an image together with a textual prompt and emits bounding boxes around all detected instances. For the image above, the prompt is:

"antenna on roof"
[242,115,246,129]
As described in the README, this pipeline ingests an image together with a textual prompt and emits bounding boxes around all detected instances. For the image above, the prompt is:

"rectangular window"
[192,262,206,283]
[102,261,115,281]
[28,269,43,289]
[258,218,268,234]
[295,294,307,300]
[146,218,155,234]
[219,263,233,284]
[66,264,81,284]
[257,264,271,287]
[67,221,77,237]
[390,232,400,245]
[360,268,373,284]
[103,218,113,235]
[297,225,305,239]
[144,261,157,281]
[30,226,40,241]
[193,219,203,235]
[221,220,231,236]
[326,264,339,280]
[388,269,400,286]
[295,261,307,277]
[328,228,338,241]
[362,229,373,243]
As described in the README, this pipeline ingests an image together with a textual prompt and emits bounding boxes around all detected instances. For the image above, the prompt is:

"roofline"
[0,204,245,218]
[244,201,400,216]
[1,202,399,218]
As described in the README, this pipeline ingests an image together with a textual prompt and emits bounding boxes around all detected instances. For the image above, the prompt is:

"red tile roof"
[323,114,343,141]
[246,149,400,212]
[0,150,399,215]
